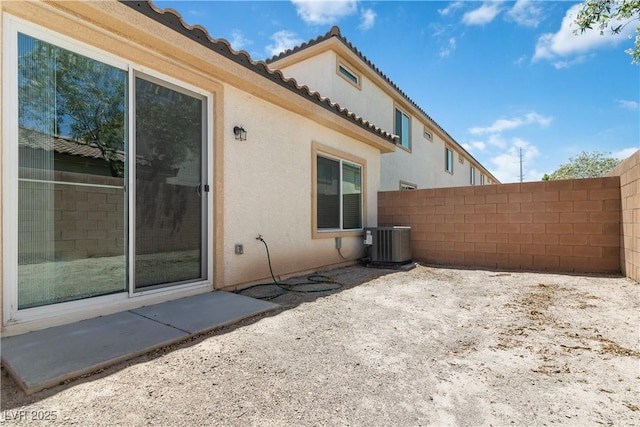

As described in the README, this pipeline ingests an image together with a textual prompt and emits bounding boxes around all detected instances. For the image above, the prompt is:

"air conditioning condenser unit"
[364,226,412,264]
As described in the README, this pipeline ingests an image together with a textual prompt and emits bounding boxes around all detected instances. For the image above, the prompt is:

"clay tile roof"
[266,26,498,181]
[119,1,398,146]
[19,127,125,162]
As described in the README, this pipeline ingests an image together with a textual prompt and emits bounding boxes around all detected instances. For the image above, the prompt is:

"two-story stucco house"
[1,1,400,334]
[267,27,499,191]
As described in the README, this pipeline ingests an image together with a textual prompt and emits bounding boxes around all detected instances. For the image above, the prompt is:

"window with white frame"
[445,147,454,173]
[480,174,485,185]
[316,154,363,231]
[395,108,411,150]
[470,165,476,185]
[423,127,432,141]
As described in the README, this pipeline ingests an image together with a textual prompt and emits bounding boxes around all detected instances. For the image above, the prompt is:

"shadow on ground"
[234,264,406,307]
[1,264,400,407]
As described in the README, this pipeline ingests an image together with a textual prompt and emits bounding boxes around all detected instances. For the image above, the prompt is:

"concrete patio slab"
[131,291,277,335]
[1,292,278,395]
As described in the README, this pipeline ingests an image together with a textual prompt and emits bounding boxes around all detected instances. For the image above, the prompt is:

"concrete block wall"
[19,168,202,263]
[607,150,640,282]
[19,168,126,263]
[135,180,202,255]
[378,177,621,274]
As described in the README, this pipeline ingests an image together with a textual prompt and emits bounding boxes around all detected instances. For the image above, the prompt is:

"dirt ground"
[2,264,639,426]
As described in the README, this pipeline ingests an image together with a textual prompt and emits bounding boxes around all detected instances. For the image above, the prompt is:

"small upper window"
[424,128,432,141]
[395,108,411,150]
[445,147,454,173]
[337,63,360,88]
[400,181,417,190]
[480,174,485,185]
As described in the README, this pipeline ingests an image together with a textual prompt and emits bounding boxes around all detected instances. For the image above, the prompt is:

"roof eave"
[118,1,397,150]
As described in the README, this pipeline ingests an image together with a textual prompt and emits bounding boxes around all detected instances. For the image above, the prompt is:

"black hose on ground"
[234,236,342,300]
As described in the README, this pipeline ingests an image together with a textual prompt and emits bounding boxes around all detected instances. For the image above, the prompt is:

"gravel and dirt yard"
[2,264,639,426]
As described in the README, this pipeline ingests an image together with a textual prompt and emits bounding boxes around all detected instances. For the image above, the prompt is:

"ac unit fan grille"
[366,227,412,263]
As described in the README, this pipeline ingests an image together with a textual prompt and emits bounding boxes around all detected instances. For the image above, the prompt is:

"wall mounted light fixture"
[233,125,247,141]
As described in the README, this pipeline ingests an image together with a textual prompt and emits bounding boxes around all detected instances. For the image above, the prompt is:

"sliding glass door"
[10,23,210,317]
[16,33,127,309]
[133,75,207,290]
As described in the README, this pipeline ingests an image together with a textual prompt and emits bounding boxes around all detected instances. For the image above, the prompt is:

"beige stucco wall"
[278,51,336,104]
[380,126,487,191]
[278,49,391,129]
[1,0,389,331]
[222,84,380,286]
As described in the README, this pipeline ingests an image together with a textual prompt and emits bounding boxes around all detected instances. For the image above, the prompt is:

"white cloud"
[462,2,503,26]
[359,8,375,30]
[469,112,549,182]
[513,55,527,66]
[429,23,453,38]
[467,141,487,152]
[291,0,358,25]
[469,112,552,135]
[551,55,590,69]
[439,37,457,58]
[229,30,252,51]
[438,1,464,16]
[490,139,540,183]
[488,134,507,148]
[616,99,640,110]
[533,4,635,64]
[506,0,543,27]
[266,30,304,57]
[612,147,639,160]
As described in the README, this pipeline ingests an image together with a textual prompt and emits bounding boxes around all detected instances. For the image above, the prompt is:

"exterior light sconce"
[233,125,247,141]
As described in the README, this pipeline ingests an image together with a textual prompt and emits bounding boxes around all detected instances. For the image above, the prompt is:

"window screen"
[316,155,362,230]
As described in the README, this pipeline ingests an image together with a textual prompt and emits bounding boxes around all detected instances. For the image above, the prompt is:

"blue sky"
[155,0,639,183]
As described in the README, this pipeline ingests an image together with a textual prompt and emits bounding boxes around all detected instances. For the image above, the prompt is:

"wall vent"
[364,226,412,264]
